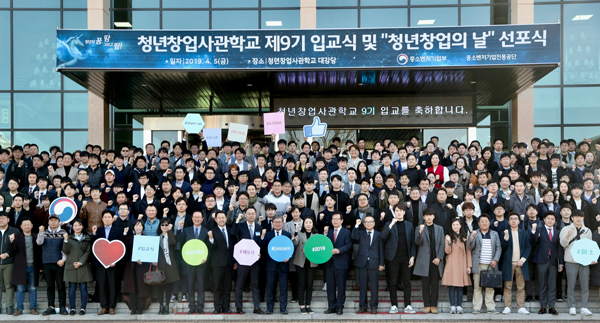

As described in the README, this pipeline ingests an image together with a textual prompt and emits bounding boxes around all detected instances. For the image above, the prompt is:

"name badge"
[255,232,261,237]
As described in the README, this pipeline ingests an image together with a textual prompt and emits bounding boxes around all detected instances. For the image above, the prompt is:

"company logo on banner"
[49,197,78,223]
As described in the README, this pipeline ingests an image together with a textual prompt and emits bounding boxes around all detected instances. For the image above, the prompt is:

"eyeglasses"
[364,220,375,223]
[161,224,170,227]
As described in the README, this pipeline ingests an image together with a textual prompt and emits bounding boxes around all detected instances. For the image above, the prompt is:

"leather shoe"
[371,308,378,314]
[324,308,336,314]
[423,307,431,313]
[197,309,204,314]
[98,308,109,315]
[538,307,547,314]
[431,307,438,314]
[223,309,232,314]
[357,308,368,314]
[236,308,245,314]
[188,309,196,314]
[525,296,533,302]
[337,308,343,315]
[264,310,273,315]
[213,310,220,314]
[253,308,264,314]
[549,308,558,315]
[281,310,288,315]
[109,308,115,315]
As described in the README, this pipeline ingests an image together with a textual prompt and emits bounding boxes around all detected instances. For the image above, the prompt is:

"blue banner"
[56,24,560,70]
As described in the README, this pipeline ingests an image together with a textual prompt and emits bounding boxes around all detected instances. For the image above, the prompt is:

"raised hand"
[261,229,267,239]
[9,233,15,243]
[419,224,424,234]
[92,225,97,235]
[207,231,213,240]
[355,219,362,227]
[63,233,69,241]
[504,229,509,241]
[39,225,45,232]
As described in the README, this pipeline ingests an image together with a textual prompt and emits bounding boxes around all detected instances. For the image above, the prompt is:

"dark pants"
[129,269,143,312]
[266,268,288,312]
[235,263,260,309]
[187,264,206,310]
[326,267,348,310]
[43,263,66,308]
[157,283,173,307]
[557,269,566,299]
[96,266,117,309]
[421,263,440,308]
[358,262,380,310]
[68,282,88,310]
[386,258,412,307]
[212,265,232,312]
[172,251,188,295]
[296,263,316,306]
[288,271,298,300]
[537,259,558,308]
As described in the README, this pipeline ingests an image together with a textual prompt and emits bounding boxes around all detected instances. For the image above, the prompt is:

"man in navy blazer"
[262,215,292,314]
[352,215,385,314]
[91,210,123,315]
[530,211,563,315]
[176,210,209,314]
[208,211,237,314]
[232,207,264,314]
[324,211,352,315]
[172,166,193,195]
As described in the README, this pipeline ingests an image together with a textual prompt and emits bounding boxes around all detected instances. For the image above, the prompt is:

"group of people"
[0,131,600,317]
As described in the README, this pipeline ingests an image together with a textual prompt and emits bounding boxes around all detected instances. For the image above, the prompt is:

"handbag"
[479,266,503,289]
[143,264,165,285]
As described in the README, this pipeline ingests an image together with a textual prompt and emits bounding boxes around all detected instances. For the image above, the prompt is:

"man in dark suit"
[232,207,264,314]
[352,214,384,314]
[91,210,123,315]
[381,204,417,314]
[530,211,563,315]
[324,211,352,315]
[262,215,291,314]
[208,211,236,314]
[176,210,209,314]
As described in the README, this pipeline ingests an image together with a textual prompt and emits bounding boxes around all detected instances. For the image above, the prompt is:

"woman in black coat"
[154,218,180,315]
[122,220,151,315]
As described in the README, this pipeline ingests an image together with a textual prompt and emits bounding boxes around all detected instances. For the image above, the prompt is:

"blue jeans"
[68,282,88,310]
[449,286,464,307]
[16,266,37,310]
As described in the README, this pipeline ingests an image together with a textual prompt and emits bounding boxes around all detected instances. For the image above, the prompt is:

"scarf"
[358,205,371,214]
[248,195,258,207]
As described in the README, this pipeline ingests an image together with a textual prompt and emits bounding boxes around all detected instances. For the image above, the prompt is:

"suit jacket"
[91,225,123,267]
[413,224,445,277]
[248,167,266,181]
[324,227,352,270]
[467,229,502,274]
[531,225,564,266]
[9,232,42,286]
[405,200,427,228]
[223,160,251,174]
[208,226,236,267]
[500,228,532,281]
[263,230,292,272]
[291,231,318,268]
[176,225,209,258]
[381,220,416,261]
[506,194,536,216]
[351,228,384,269]
[172,181,193,195]
[53,166,78,183]
[283,220,303,236]
[232,221,263,246]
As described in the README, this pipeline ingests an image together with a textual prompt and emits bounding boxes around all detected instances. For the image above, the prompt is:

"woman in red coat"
[426,154,449,189]
[122,220,151,315]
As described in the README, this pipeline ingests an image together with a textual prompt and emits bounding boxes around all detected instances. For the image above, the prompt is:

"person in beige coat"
[442,218,472,314]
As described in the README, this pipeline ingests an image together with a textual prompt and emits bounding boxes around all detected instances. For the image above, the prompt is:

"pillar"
[301,0,317,29]
[510,0,535,144]
[87,0,110,148]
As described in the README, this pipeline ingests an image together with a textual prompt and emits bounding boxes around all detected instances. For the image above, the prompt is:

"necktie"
[548,228,553,255]
[249,225,253,235]
[368,231,372,246]
[334,229,338,243]
[29,187,33,194]
[195,227,199,239]
[222,228,228,248]
[276,231,279,237]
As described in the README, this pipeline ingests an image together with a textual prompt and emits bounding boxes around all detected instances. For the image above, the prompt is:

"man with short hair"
[324,212,352,315]
[36,213,68,315]
[500,212,531,315]
[414,208,445,314]
[10,217,42,316]
[0,212,20,314]
[208,211,236,314]
[262,215,291,314]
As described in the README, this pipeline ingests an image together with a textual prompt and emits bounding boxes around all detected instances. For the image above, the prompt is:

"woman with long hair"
[62,218,92,315]
[442,218,472,314]
[426,154,449,189]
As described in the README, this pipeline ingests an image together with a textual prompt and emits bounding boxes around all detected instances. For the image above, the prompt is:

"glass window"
[423,128,467,150]
[0,0,9,7]
[212,0,258,8]
[13,11,61,90]
[212,10,258,29]
[475,127,509,148]
[534,127,561,145]
[534,88,561,125]
[411,0,457,5]
[317,0,357,6]
[163,11,209,29]
[162,0,208,8]
[132,11,160,29]
[564,87,600,124]
[564,126,600,144]
[261,10,300,29]
[410,7,458,27]
[0,11,9,90]
[361,8,408,28]
[477,104,510,126]
[62,11,88,90]
[114,130,143,149]
[113,0,159,8]
[360,0,407,6]
[317,9,358,28]
[13,0,60,8]
[461,6,491,26]
[564,3,600,85]
[14,93,61,129]
[462,0,508,3]
[0,94,10,129]
[0,131,11,147]
[14,131,61,151]
[262,0,300,7]
[64,93,89,129]
[64,131,88,152]
[63,0,87,8]
[534,4,561,85]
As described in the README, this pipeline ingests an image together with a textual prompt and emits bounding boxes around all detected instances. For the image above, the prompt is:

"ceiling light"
[265,21,282,27]
[114,21,133,28]
[358,83,364,86]
[141,84,147,87]
[247,83,253,87]
[417,19,435,25]
[572,15,593,21]
[470,81,476,84]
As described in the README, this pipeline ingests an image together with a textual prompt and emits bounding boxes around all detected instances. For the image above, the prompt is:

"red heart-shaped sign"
[92,238,126,268]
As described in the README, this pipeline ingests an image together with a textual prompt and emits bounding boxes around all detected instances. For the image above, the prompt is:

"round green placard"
[304,234,333,264]
[182,239,208,266]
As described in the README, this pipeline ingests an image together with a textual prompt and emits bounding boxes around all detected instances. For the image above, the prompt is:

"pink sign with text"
[263,112,286,135]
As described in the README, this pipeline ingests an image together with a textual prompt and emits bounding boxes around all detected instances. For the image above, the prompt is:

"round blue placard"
[267,235,294,262]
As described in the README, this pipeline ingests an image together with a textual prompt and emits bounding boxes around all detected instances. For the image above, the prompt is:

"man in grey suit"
[467,214,502,315]
[505,179,535,217]
[352,215,385,314]
[414,208,445,314]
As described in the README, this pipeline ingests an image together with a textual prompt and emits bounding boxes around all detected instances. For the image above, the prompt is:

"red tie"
[334,229,338,243]
[548,228,553,255]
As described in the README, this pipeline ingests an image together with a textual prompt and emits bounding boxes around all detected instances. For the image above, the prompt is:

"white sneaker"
[389,305,399,314]
[569,307,577,315]
[404,305,416,314]
[581,308,593,316]
[495,295,502,302]
[456,306,463,314]
[322,283,327,291]
[502,307,511,314]
[450,306,456,314]
[518,307,530,314]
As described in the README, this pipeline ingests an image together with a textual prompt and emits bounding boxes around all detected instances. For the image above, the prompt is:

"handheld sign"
[303,116,327,138]
[49,197,78,224]
[203,128,222,147]
[267,235,294,262]
[263,112,286,135]
[131,235,160,263]
[227,123,249,143]
[92,238,126,268]
[234,239,261,266]
[570,238,600,266]
[182,239,209,266]
[304,234,334,264]
[182,113,205,134]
